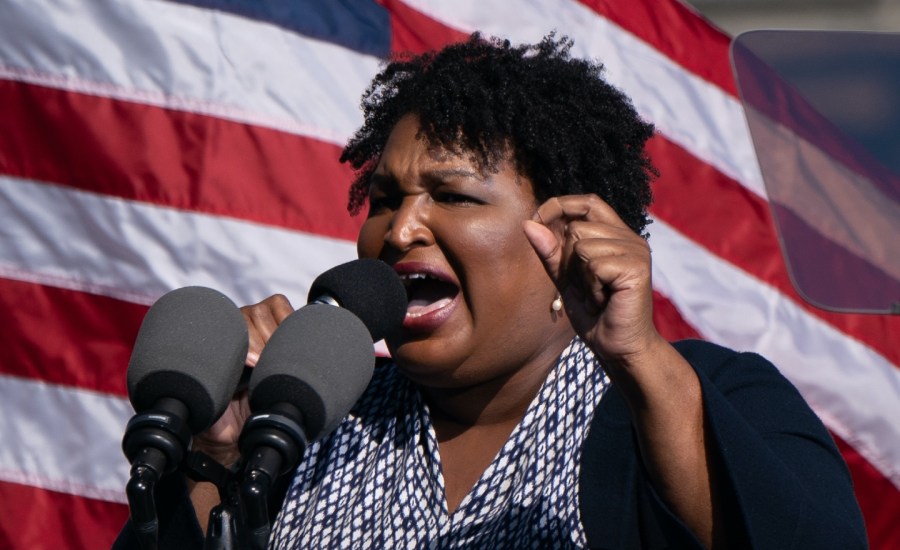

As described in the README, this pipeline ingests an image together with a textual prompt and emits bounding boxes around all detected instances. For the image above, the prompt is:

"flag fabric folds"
[1,0,897,548]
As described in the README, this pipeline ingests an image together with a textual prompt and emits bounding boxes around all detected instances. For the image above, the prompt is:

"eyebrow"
[368,167,483,191]
[420,167,483,184]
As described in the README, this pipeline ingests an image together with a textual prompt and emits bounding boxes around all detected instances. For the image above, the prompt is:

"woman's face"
[357,114,573,388]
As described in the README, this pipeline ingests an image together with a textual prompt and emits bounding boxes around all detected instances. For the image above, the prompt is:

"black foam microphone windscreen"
[127,286,249,433]
[248,304,374,441]
[307,258,407,342]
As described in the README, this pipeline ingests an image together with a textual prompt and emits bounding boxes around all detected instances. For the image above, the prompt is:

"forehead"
[380,115,459,162]
[378,114,510,177]
[372,115,536,202]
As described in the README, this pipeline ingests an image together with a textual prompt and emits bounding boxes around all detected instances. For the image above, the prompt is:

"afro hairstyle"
[340,33,658,236]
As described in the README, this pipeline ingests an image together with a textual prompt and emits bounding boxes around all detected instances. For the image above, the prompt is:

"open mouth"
[399,272,460,318]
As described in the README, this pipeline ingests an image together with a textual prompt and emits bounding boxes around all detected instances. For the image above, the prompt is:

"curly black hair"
[340,33,657,236]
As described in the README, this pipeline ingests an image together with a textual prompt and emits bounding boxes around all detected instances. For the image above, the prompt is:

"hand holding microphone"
[187,294,294,469]
[233,259,407,547]
[121,286,248,550]
[189,258,408,467]
[244,256,408,447]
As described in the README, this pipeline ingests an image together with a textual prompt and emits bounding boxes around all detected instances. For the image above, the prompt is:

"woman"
[116,34,866,548]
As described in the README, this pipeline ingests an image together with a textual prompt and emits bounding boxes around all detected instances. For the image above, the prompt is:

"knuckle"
[241,304,267,321]
[265,293,290,306]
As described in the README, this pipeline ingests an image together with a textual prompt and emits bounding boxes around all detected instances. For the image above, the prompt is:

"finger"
[565,214,649,258]
[525,218,609,297]
[241,294,294,366]
[265,294,295,322]
[572,238,651,296]
[523,219,564,281]
[534,194,629,228]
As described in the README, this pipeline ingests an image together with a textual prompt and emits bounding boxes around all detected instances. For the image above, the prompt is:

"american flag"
[1,1,897,548]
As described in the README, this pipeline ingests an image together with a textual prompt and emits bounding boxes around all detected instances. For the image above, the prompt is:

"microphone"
[307,256,408,342]
[121,286,248,548]
[234,259,406,546]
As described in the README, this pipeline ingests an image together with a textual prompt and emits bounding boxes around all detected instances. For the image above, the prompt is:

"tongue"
[406,280,457,316]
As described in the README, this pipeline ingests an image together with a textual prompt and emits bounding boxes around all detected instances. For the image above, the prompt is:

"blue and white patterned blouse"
[269,337,610,549]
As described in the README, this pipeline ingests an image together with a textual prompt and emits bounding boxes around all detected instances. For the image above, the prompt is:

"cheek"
[357,218,385,258]
[455,217,545,295]
[471,215,536,264]
[442,217,521,269]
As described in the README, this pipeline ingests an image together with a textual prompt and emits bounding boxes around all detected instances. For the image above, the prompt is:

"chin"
[388,337,468,387]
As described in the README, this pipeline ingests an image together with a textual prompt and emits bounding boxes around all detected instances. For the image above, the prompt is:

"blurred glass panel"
[731,30,900,313]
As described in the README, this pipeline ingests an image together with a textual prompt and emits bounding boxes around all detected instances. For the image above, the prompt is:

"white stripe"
[0,0,381,145]
[650,217,900,490]
[0,375,131,503]
[0,176,357,307]
[399,0,766,198]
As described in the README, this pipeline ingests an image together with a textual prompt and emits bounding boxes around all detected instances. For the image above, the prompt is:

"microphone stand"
[122,398,192,550]
[183,451,245,550]
[123,401,305,550]
[237,404,308,550]
[186,409,305,550]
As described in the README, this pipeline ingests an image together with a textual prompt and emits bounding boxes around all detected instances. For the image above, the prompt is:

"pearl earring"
[551,294,563,312]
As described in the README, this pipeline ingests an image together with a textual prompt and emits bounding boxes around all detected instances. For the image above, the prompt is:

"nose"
[384,196,434,252]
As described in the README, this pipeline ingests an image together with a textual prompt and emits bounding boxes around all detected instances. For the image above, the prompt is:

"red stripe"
[834,436,900,549]
[0,282,702,394]
[0,80,364,242]
[0,278,145,396]
[0,481,129,550]
[383,0,470,54]
[647,135,900,367]
[652,290,703,341]
[576,0,737,95]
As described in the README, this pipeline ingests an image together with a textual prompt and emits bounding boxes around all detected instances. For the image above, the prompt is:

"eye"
[434,191,480,206]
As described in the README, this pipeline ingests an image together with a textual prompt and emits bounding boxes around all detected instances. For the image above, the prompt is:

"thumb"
[523,220,562,281]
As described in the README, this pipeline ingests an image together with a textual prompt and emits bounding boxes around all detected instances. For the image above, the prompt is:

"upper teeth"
[399,272,432,285]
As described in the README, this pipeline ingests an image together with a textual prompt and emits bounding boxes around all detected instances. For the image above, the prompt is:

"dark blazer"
[579,339,868,549]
